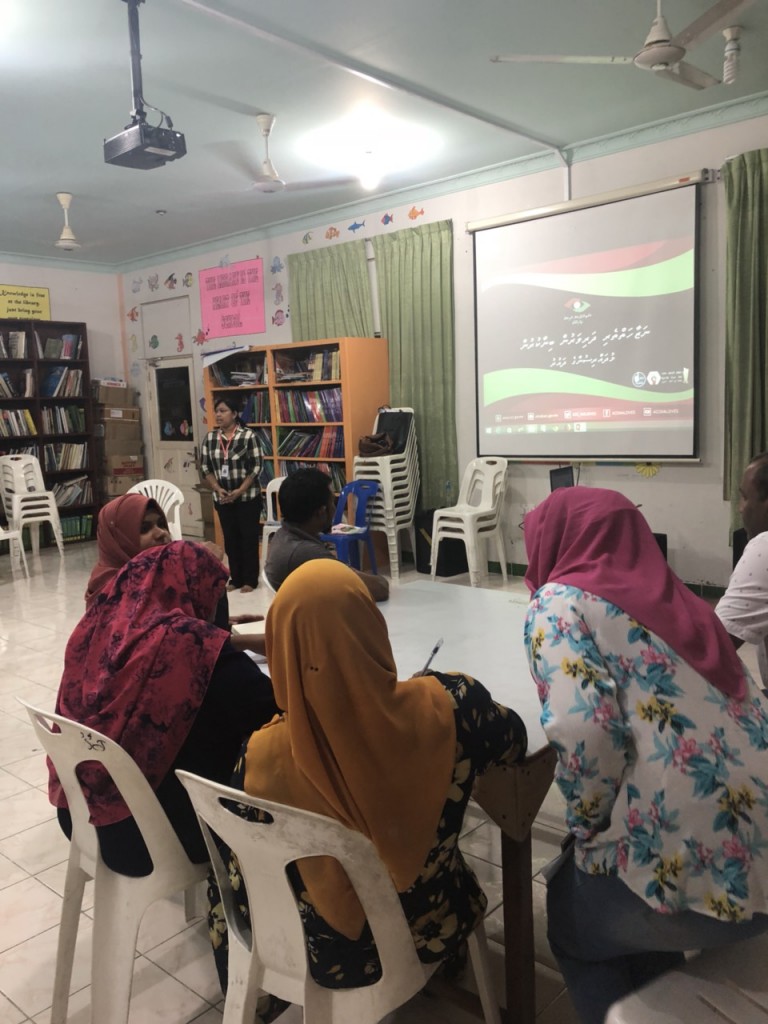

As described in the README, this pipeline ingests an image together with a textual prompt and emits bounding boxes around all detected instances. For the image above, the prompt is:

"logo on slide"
[632,371,647,388]
[565,298,591,313]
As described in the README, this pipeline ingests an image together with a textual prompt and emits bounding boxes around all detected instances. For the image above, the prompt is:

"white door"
[145,357,203,538]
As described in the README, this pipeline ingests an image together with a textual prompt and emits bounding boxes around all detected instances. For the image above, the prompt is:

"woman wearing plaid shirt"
[200,397,262,592]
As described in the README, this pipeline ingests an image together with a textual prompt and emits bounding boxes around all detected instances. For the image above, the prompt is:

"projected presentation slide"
[474,186,698,459]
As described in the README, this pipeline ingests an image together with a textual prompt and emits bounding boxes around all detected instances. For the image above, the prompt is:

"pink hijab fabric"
[84,493,160,607]
[524,487,746,700]
[51,542,229,826]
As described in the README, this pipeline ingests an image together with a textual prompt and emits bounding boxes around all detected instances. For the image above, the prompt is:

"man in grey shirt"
[265,468,389,602]
[716,452,768,689]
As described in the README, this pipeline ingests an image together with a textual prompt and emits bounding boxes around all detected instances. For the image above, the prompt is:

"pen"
[420,637,444,675]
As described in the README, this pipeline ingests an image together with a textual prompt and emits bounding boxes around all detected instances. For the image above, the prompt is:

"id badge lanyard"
[219,430,234,482]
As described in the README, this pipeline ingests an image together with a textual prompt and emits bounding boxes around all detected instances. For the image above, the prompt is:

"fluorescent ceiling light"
[296,105,441,189]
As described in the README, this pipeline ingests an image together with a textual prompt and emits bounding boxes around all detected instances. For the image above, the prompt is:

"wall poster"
[198,258,266,339]
[0,285,51,320]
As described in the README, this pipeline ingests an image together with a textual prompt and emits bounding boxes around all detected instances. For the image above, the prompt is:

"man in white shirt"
[716,452,768,688]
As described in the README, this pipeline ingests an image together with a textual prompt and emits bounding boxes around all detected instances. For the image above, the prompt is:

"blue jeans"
[546,852,768,1024]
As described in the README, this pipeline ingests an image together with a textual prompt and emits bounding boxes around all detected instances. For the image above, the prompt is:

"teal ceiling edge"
[3,93,767,277]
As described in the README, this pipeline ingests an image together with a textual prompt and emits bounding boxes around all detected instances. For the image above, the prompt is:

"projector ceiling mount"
[103,0,187,170]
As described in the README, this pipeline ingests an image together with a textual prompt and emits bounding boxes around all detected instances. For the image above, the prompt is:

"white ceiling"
[2,0,767,269]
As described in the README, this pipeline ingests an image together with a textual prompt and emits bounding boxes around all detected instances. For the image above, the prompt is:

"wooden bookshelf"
[0,318,98,545]
[203,337,389,546]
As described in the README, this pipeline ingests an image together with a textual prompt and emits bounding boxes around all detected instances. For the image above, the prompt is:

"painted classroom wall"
[5,112,765,588]
[121,112,763,587]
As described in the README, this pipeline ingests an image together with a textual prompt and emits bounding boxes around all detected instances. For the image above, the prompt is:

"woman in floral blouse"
[208,559,527,1014]
[524,487,768,1024]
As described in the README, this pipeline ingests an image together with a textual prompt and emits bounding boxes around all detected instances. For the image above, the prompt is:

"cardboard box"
[102,454,144,475]
[103,464,145,496]
[96,419,142,441]
[93,383,133,406]
[98,406,140,421]
[104,475,143,496]
[97,438,144,457]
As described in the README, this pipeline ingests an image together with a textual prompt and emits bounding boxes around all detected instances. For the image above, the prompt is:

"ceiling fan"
[222,112,358,195]
[490,0,753,90]
[54,193,80,251]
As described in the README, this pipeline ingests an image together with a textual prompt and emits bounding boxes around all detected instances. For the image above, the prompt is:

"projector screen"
[474,185,699,459]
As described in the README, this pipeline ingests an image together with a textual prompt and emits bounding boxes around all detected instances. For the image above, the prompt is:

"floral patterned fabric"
[525,583,768,922]
[209,670,526,993]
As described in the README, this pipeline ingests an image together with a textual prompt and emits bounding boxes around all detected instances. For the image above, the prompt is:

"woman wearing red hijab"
[51,541,278,876]
[524,487,768,1023]
[84,493,171,607]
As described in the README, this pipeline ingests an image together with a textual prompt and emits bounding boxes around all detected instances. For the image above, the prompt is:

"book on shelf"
[61,334,79,359]
[60,368,83,397]
[278,460,346,491]
[210,357,265,387]
[277,387,342,423]
[52,474,93,508]
[40,365,67,397]
[24,368,34,397]
[0,372,16,398]
[0,334,7,358]
[0,408,37,437]
[254,427,273,457]
[59,513,94,542]
[43,442,88,471]
[8,331,26,358]
[41,405,85,434]
[43,337,63,359]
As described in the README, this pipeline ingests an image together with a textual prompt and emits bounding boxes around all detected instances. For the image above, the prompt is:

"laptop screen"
[549,466,575,491]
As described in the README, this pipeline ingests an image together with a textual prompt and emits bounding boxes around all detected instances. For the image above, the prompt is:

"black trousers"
[215,496,261,587]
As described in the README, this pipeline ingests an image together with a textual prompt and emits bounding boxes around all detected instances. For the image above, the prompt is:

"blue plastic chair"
[321,479,379,574]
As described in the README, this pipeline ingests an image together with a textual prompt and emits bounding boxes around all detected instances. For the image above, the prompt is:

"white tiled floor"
[0,544,581,1024]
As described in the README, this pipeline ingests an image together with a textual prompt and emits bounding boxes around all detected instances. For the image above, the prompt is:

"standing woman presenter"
[200,396,262,592]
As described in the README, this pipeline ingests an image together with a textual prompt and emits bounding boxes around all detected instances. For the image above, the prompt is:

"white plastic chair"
[353,408,420,580]
[20,701,209,1024]
[606,932,768,1022]
[0,453,64,556]
[431,458,508,587]
[126,478,184,540]
[260,474,286,566]
[0,522,29,577]
[177,771,502,1024]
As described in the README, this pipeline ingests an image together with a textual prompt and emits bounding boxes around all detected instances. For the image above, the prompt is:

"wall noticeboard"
[198,258,265,339]
[0,285,51,320]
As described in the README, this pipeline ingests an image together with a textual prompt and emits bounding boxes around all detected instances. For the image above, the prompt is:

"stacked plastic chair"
[430,457,508,588]
[352,408,419,580]
[0,453,64,556]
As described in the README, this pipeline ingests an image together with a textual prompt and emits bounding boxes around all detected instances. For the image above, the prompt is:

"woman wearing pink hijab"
[524,487,768,1024]
[84,493,171,607]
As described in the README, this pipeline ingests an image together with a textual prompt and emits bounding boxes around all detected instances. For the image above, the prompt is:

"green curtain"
[723,149,768,529]
[287,241,373,341]
[372,220,458,510]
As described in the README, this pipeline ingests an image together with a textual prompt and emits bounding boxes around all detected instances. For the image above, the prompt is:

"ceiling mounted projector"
[104,0,186,170]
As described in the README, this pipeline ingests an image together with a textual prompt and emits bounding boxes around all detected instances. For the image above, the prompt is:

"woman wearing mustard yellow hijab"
[209,559,527,1002]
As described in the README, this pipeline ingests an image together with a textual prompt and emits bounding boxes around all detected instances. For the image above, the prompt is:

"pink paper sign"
[198,258,266,338]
